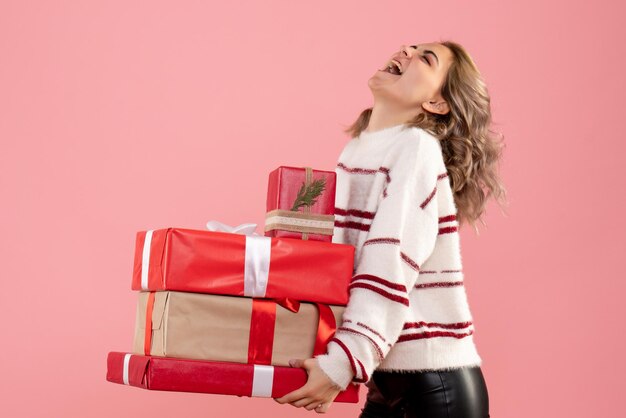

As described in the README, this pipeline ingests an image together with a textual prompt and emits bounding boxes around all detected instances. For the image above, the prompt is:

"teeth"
[385,59,402,75]
[393,60,403,74]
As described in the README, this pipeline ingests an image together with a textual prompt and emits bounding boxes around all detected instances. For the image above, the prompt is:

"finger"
[326,390,340,404]
[305,401,322,411]
[315,403,330,414]
[290,397,315,408]
[289,358,305,368]
[302,358,317,371]
[275,387,309,404]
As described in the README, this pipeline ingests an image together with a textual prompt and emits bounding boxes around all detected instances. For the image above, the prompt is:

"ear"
[422,99,450,115]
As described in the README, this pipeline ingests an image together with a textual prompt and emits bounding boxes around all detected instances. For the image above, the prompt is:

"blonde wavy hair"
[344,40,508,234]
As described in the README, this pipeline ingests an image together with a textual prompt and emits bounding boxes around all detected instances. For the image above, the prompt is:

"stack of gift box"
[106,166,360,402]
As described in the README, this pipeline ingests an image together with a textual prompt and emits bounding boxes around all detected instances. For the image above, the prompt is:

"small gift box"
[106,352,360,402]
[265,166,336,242]
[132,227,354,305]
[133,291,344,366]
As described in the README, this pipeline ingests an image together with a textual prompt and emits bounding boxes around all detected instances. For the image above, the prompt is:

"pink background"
[1,1,624,417]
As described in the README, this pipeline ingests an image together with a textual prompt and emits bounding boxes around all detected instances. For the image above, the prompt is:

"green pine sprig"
[290,178,327,211]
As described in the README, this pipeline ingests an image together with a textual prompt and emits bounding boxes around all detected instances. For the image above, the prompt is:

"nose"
[400,44,415,57]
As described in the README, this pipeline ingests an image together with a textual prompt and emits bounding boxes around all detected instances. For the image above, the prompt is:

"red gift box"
[265,166,336,242]
[132,228,354,305]
[106,352,360,402]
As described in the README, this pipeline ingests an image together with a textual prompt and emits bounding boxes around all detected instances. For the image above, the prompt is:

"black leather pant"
[359,366,489,418]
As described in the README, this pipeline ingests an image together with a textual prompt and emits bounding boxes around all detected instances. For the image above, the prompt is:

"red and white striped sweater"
[316,123,483,390]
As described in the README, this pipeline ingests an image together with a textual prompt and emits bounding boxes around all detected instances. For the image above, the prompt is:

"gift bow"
[206,220,260,236]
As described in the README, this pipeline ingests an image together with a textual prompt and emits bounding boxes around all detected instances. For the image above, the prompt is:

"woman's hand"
[274,358,342,413]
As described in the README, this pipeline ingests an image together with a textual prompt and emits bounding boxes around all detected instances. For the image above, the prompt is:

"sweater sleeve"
[316,134,442,389]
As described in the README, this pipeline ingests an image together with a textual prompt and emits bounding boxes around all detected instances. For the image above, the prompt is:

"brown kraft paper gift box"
[133,291,345,366]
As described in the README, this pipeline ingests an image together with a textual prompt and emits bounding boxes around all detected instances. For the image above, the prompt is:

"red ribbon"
[274,297,301,313]
[247,298,337,364]
[247,299,277,365]
[144,291,156,355]
[313,303,336,356]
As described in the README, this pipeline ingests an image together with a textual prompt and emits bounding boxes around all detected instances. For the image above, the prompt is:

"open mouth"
[380,59,403,76]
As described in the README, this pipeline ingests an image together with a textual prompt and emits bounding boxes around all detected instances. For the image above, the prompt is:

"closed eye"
[409,45,432,66]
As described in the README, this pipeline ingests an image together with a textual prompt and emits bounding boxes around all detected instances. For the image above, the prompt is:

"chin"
[368,77,395,93]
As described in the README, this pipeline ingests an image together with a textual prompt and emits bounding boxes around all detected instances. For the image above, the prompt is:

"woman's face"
[369,42,453,115]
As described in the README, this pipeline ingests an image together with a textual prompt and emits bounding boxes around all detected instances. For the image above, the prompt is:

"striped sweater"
[315,123,483,390]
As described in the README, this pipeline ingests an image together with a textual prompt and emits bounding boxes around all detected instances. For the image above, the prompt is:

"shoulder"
[336,137,359,162]
[394,126,442,154]
[383,127,445,193]
[388,127,445,171]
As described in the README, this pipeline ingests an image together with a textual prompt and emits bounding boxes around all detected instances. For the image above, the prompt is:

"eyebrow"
[411,44,439,67]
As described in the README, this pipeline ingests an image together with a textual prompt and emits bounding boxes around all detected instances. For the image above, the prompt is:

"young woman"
[275,41,507,417]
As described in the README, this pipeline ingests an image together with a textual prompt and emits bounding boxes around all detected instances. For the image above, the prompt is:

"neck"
[365,100,422,133]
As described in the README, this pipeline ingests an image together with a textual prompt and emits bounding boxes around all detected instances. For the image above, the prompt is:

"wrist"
[315,346,355,390]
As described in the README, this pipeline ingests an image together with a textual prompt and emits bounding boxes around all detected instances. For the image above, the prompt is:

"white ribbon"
[206,220,271,297]
[122,353,132,385]
[141,230,154,291]
[251,365,274,397]
[244,235,272,297]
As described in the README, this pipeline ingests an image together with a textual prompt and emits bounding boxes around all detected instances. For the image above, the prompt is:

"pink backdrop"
[1,1,624,417]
